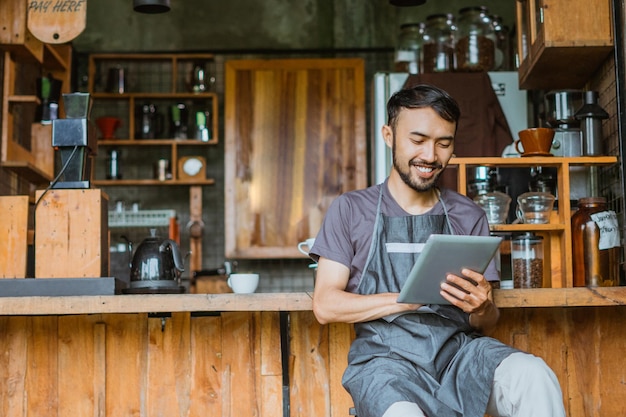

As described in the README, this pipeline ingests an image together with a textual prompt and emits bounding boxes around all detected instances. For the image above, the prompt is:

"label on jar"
[591,210,620,249]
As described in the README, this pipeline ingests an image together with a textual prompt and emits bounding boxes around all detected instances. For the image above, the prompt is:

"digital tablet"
[396,234,502,305]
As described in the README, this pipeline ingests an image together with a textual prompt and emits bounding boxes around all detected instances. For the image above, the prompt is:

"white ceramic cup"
[227,273,259,294]
[297,238,315,256]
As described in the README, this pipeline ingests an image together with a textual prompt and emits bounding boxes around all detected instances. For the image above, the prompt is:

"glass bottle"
[571,197,621,287]
[106,149,122,180]
[454,6,496,72]
[422,14,456,73]
[394,23,425,74]
[511,232,544,288]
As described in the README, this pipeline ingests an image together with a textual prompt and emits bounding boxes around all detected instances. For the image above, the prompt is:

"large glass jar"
[511,232,544,288]
[422,14,455,73]
[491,14,512,71]
[454,6,496,72]
[394,22,425,74]
[571,197,621,287]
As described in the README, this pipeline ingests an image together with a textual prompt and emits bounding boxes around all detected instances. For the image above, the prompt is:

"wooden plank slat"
[328,322,354,417]
[27,316,59,417]
[0,196,29,278]
[221,312,261,417]
[147,312,192,417]
[260,312,282,417]
[0,316,29,417]
[104,314,147,417]
[289,311,329,417]
[58,315,97,417]
[189,315,223,417]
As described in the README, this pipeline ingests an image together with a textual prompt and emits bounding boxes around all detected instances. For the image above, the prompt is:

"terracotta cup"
[96,117,122,139]
[515,128,555,155]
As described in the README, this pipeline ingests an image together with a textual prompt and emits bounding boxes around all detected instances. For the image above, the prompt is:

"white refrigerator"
[370,71,529,185]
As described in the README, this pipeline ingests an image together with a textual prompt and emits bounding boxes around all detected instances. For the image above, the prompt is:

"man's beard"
[392,138,443,192]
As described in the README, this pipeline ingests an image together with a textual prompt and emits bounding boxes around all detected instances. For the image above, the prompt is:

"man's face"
[383,107,456,192]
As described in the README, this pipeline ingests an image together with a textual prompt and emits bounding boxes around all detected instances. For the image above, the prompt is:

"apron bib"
[342,186,517,417]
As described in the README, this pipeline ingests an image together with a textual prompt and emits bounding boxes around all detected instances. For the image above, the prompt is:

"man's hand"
[440,268,500,332]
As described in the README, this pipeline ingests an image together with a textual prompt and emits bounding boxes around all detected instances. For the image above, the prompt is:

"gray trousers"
[381,352,566,417]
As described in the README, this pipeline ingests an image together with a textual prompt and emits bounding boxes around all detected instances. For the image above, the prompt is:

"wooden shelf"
[92,179,215,186]
[7,95,40,104]
[91,92,217,100]
[96,139,218,146]
[450,156,618,289]
[43,44,71,71]
[449,156,617,167]
[0,160,52,184]
[1,288,625,316]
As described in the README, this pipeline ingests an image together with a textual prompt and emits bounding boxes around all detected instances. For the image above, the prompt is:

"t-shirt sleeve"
[309,195,355,269]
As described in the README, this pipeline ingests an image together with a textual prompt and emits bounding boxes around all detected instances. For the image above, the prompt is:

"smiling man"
[310,85,565,417]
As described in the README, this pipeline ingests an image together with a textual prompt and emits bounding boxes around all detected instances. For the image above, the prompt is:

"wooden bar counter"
[1,289,625,417]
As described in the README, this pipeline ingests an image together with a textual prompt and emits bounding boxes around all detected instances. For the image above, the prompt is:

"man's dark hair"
[386,84,461,132]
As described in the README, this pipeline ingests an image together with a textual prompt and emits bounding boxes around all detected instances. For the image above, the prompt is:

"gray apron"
[342,186,518,417]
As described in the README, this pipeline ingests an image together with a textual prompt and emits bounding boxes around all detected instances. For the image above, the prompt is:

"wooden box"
[35,189,109,278]
[516,0,614,89]
[0,196,30,278]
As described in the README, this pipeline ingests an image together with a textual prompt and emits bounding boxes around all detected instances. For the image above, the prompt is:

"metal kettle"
[124,229,185,293]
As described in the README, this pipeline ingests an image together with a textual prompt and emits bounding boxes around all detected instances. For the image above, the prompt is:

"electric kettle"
[122,229,186,294]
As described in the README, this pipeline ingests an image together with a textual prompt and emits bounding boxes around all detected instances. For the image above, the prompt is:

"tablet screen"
[396,234,502,305]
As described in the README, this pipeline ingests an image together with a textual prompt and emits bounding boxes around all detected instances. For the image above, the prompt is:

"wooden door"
[224,58,366,259]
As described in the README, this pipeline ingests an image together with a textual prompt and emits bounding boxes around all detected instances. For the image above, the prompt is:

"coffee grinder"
[51,93,97,189]
[544,90,587,205]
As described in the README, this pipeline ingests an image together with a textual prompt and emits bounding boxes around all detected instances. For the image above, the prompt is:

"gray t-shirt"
[310,180,498,292]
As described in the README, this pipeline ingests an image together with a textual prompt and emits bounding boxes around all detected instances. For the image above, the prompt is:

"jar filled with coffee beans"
[422,13,456,73]
[394,22,425,74]
[454,6,496,72]
[511,232,544,288]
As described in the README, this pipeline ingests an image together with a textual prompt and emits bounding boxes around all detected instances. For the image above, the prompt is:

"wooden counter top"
[0,287,625,315]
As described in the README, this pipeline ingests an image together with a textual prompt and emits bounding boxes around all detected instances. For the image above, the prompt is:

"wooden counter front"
[1,291,625,417]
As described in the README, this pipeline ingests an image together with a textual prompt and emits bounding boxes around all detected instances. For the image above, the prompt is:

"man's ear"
[382,124,393,148]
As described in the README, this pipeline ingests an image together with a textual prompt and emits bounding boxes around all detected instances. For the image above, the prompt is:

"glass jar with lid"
[511,232,544,288]
[454,6,496,72]
[394,22,425,74]
[490,14,512,71]
[571,197,621,287]
[422,13,456,73]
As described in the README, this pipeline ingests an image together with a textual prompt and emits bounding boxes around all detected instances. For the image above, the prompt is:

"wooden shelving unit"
[1,43,72,185]
[88,53,220,273]
[450,155,618,289]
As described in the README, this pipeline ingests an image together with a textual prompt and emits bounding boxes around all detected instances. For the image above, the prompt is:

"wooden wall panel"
[225,58,366,259]
[0,308,624,417]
